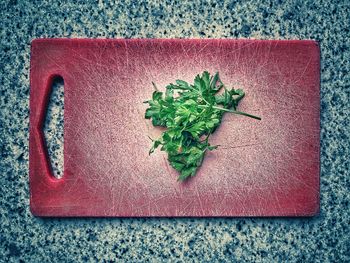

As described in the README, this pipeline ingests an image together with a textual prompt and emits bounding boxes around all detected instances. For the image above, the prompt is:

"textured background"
[0,0,349,262]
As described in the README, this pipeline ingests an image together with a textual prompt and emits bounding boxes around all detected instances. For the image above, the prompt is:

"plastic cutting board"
[29,39,320,217]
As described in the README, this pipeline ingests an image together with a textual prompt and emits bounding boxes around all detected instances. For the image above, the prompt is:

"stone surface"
[0,0,349,262]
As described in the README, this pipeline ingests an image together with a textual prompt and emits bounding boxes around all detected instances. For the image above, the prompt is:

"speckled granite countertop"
[1,0,349,262]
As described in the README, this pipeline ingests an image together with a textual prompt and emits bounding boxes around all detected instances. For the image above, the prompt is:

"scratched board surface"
[30,39,320,217]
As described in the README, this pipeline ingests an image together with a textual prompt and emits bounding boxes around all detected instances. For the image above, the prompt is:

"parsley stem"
[213,106,261,120]
[198,105,261,120]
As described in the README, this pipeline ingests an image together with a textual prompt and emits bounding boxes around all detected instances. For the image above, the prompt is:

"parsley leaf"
[145,71,261,181]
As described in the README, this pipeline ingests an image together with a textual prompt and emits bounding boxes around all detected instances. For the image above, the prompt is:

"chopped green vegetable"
[144,71,261,181]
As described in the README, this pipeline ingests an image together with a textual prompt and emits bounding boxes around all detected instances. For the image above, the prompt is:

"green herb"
[144,71,261,181]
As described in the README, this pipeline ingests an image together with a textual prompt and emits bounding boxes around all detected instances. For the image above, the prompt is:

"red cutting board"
[30,39,320,217]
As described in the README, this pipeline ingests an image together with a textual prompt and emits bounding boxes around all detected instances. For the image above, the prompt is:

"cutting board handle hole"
[43,75,64,179]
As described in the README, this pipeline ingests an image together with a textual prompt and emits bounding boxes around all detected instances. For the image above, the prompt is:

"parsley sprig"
[144,71,261,181]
